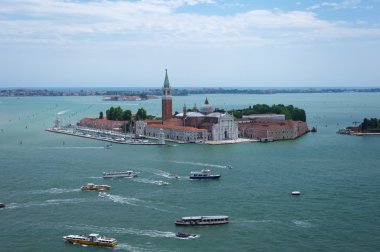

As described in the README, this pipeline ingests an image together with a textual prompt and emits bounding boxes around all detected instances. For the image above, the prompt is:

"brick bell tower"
[161,69,172,121]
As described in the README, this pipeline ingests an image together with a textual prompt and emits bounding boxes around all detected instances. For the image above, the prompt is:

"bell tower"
[161,69,172,121]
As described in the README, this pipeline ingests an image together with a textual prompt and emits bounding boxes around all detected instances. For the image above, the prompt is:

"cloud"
[306,0,368,10]
[0,0,379,47]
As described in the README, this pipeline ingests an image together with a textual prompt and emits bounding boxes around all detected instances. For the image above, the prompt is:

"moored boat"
[175,215,229,226]
[63,233,117,247]
[291,191,301,196]
[189,169,221,180]
[80,183,111,191]
[102,170,139,178]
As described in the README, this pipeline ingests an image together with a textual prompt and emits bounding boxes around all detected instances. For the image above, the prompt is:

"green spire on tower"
[164,69,170,87]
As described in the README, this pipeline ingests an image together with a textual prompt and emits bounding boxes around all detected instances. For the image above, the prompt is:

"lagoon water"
[0,93,380,252]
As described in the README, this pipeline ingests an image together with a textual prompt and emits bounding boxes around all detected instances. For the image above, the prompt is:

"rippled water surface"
[0,93,380,251]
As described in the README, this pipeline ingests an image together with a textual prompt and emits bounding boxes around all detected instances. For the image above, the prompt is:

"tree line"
[227,104,307,122]
[100,106,151,121]
[361,118,380,130]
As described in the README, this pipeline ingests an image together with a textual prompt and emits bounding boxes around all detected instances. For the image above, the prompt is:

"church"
[135,70,239,143]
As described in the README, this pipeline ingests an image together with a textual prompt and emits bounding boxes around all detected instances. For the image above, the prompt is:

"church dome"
[199,98,214,114]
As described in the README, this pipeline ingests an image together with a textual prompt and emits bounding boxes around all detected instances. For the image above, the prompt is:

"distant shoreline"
[1,87,380,97]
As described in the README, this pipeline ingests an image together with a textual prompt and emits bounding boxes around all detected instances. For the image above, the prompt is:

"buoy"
[292,191,301,196]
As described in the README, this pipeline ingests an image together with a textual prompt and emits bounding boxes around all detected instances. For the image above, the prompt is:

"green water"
[0,93,379,251]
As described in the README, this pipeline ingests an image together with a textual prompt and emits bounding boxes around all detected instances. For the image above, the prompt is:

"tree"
[292,108,306,122]
[99,111,104,119]
[122,109,132,121]
[362,118,368,131]
[136,107,147,120]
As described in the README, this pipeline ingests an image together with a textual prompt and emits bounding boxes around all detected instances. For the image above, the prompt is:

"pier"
[46,127,162,145]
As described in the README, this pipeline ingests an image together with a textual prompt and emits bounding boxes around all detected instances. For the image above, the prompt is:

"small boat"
[169,173,180,179]
[63,233,117,247]
[104,144,112,149]
[102,170,139,178]
[291,191,301,196]
[175,216,229,226]
[189,169,221,180]
[80,183,111,191]
[0,202,5,208]
[175,232,198,238]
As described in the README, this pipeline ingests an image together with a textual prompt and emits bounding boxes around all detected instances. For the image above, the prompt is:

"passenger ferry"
[80,183,111,191]
[189,169,221,180]
[175,215,229,226]
[102,170,139,178]
[63,233,117,247]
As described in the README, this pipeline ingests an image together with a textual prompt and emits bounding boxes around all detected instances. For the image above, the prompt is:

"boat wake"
[98,192,169,212]
[114,243,147,252]
[172,161,230,169]
[98,192,140,206]
[292,220,315,228]
[5,198,90,209]
[66,224,177,239]
[56,110,69,115]
[31,188,80,194]
[133,178,170,186]
[149,169,181,180]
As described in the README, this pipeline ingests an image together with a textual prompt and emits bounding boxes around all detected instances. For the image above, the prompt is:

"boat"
[80,183,111,191]
[169,173,180,179]
[63,233,117,247]
[102,170,139,178]
[104,144,112,149]
[175,216,229,226]
[175,232,198,238]
[189,169,221,180]
[291,191,301,196]
[0,202,5,208]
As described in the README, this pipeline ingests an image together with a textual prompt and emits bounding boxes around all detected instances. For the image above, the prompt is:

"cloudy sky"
[0,0,379,87]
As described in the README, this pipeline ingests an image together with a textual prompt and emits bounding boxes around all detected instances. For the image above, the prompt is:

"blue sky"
[0,0,379,87]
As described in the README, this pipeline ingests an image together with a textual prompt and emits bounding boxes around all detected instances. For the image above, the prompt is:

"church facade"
[136,70,239,143]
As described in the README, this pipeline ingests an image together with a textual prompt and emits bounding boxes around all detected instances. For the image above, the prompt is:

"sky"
[0,0,379,88]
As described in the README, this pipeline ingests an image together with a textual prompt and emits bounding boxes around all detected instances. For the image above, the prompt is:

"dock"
[46,127,162,145]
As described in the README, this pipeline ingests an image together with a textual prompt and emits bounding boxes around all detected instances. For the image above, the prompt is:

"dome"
[199,98,214,114]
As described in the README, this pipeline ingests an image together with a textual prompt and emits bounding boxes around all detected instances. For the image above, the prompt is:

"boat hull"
[189,175,221,180]
[175,220,228,226]
[64,238,117,247]
[80,186,111,191]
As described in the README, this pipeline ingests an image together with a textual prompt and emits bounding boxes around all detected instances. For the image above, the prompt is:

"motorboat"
[175,232,198,238]
[0,202,5,208]
[175,216,229,226]
[189,169,221,180]
[63,233,117,247]
[291,191,301,196]
[80,183,111,191]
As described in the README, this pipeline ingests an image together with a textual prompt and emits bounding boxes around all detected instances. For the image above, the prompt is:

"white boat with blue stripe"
[189,169,221,180]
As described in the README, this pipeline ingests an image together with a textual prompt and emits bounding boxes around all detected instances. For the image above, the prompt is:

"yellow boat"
[63,233,117,247]
[80,183,111,191]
